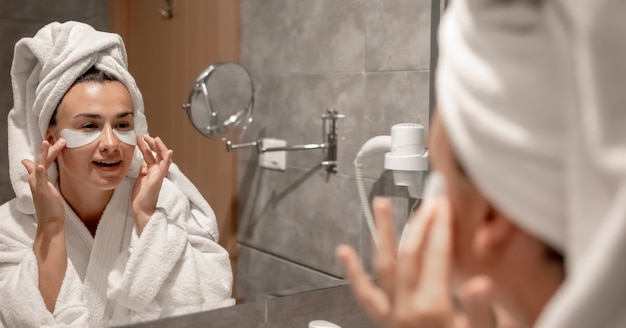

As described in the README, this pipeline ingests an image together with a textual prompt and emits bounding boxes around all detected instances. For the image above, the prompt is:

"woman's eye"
[117,122,133,130]
[81,123,98,130]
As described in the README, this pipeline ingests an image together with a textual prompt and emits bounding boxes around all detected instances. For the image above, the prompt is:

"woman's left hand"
[132,134,173,235]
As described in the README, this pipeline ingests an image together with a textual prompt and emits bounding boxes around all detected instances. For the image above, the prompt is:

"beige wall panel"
[109,0,240,289]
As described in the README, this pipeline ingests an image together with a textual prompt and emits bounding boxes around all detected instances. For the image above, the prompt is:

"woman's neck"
[494,248,564,327]
[58,180,113,236]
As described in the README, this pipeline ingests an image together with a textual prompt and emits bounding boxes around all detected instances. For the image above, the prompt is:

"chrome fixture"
[225,109,344,173]
[160,0,173,19]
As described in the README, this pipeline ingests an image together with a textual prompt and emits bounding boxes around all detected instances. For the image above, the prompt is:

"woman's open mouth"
[93,160,122,170]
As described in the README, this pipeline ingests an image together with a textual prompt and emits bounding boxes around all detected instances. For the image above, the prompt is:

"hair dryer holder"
[355,123,429,247]
[384,148,429,196]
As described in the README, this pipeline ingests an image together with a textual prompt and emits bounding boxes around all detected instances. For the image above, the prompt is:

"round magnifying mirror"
[183,62,254,137]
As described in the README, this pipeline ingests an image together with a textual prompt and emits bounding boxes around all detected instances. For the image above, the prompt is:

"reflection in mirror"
[183,62,344,173]
[171,3,444,318]
[182,62,254,137]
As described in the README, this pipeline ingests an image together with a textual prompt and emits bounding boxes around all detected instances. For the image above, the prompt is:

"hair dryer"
[354,123,429,245]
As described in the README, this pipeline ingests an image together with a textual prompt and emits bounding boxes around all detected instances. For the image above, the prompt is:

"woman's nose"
[99,126,119,151]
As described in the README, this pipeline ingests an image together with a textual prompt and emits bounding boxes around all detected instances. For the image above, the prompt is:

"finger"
[37,140,50,166]
[153,137,173,173]
[154,136,169,162]
[337,245,390,323]
[458,276,497,328]
[135,134,145,153]
[372,197,398,301]
[418,197,453,299]
[46,138,67,167]
[135,134,148,154]
[22,159,35,175]
[373,197,398,259]
[139,159,148,176]
[491,304,521,328]
[142,134,157,151]
[394,197,438,301]
[158,149,174,173]
[144,135,162,162]
[138,135,156,165]
[35,164,48,190]
[152,137,169,163]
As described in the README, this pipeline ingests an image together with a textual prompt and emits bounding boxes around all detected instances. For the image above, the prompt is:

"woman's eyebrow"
[73,113,101,119]
[117,111,134,119]
[72,111,134,119]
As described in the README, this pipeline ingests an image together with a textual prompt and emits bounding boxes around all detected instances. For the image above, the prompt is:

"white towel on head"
[7,21,148,216]
[437,0,626,327]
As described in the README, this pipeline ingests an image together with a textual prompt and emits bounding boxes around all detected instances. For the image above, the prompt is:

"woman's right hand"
[24,138,70,313]
[337,197,497,328]
[22,139,67,226]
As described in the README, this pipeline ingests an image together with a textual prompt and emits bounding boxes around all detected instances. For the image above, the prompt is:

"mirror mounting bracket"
[225,109,345,173]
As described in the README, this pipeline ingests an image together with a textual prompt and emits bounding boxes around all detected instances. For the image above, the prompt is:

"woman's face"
[429,114,492,280]
[47,81,136,193]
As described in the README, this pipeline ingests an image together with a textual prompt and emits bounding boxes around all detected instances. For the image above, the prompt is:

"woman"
[338,0,626,327]
[0,22,233,327]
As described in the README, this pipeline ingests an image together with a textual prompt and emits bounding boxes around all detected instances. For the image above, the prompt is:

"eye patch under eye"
[61,129,137,148]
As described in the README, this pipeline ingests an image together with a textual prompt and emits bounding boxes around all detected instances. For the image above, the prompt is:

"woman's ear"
[472,206,515,263]
[45,128,56,144]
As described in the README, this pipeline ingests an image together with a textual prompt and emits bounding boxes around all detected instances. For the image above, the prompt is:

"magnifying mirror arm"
[225,109,344,173]
[262,143,327,152]
[225,140,261,152]
[225,140,327,153]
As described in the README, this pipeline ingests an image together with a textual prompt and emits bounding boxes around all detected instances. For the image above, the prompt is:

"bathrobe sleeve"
[0,200,89,328]
[107,179,234,325]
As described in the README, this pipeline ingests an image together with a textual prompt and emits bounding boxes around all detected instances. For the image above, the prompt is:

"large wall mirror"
[0,0,446,327]
[111,0,448,319]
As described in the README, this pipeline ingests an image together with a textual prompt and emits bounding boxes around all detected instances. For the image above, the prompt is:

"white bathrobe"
[1,21,234,327]
[0,173,234,327]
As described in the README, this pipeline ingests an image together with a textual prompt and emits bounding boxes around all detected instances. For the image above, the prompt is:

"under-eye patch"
[61,129,137,148]
[112,130,138,146]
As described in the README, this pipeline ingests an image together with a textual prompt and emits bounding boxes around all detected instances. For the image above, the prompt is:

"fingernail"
[336,245,348,257]
[373,196,388,207]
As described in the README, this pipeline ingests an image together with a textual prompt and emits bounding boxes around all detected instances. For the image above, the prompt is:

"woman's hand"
[22,139,67,227]
[132,134,173,235]
[23,138,68,312]
[337,197,496,328]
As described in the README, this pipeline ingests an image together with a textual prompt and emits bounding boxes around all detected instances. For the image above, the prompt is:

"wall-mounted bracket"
[225,109,345,173]
[160,0,173,19]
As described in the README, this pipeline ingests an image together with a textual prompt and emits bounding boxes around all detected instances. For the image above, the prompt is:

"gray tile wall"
[238,0,435,299]
[0,0,109,203]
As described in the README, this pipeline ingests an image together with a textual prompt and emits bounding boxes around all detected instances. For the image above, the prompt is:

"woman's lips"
[93,160,122,171]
